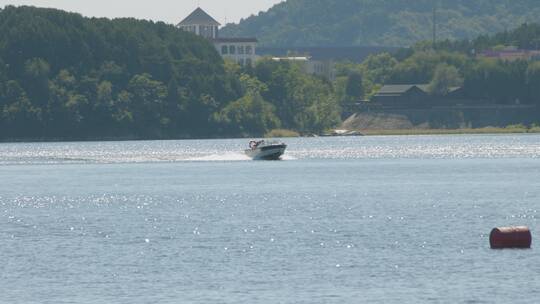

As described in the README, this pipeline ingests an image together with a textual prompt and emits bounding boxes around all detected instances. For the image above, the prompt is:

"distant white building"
[213,37,258,66]
[272,56,336,81]
[177,7,220,39]
[177,8,258,66]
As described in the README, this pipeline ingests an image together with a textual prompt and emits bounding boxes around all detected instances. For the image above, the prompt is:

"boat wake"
[280,154,296,160]
[187,152,252,162]
[187,152,296,162]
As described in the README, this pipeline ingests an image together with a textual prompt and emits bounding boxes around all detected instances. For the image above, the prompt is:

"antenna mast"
[432,5,437,48]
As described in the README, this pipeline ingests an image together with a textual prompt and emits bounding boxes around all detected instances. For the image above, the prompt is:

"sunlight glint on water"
[0,135,540,165]
[1,134,540,303]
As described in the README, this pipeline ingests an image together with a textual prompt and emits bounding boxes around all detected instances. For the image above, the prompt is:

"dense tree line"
[214,60,340,137]
[0,6,342,140]
[336,23,540,106]
[435,23,540,54]
[0,6,232,139]
[222,0,540,47]
[5,5,540,140]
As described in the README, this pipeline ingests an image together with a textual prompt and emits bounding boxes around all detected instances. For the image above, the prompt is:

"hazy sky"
[0,0,284,25]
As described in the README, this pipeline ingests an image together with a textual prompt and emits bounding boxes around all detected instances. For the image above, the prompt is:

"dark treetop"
[221,0,540,47]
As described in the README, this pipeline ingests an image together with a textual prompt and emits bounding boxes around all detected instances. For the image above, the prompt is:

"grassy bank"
[357,126,540,136]
[265,129,301,138]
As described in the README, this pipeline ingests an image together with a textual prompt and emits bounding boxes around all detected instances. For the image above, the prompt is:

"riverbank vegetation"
[0,6,340,140]
[1,6,540,141]
[359,125,540,136]
[264,129,300,138]
[337,23,540,106]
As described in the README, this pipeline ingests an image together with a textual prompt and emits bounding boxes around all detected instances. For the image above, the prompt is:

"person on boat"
[249,140,264,149]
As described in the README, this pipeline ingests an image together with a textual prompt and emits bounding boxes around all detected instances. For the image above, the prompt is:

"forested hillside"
[0,6,341,140]
[221,0,540,47]
[3,6,540,140]
[335,23,540,107]
[0,5,231,139]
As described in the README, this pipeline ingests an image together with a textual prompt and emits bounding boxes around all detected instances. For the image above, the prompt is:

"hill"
[0,6,234,139]
[0,6,342,140]
[221,0,540,47]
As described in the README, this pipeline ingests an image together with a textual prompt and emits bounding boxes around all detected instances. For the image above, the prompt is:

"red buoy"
[490,226,532,249]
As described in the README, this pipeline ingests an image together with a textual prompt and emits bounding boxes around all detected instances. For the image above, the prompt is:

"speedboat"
[245,140,287,160]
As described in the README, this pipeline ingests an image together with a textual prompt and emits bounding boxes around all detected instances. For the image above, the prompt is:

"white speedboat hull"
[245,144,287,160]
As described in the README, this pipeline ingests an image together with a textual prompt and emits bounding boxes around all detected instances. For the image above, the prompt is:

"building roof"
[272,56,310,61]
[448,86,462,94]
[257,46,399,63]
[479,49,540,61]
[178,7,221,26]
[375,84,428,96]
[212,37,258,43]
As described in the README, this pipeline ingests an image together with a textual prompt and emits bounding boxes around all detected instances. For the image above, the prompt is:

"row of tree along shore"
[1,6,540,141]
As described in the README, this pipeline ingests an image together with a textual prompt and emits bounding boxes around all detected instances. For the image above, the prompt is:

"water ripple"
[0,134,539,165]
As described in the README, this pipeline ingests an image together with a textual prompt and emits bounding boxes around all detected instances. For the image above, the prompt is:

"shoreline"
[356,127,540,136]
[1,128,540,144]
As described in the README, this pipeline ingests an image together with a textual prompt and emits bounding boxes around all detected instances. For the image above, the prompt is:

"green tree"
[97,81,113,106]
[127,73,168,136]
[526,61,540,104]
[463,58,528,103]
[215,74,280,136]
[215,93,280,137]
[112,90,134,126]
[2,81,42,137]
[345,72,364,101]
[252,59,342,134]
[305,96,342,133]
[23,58,51,105]
[46,79,87,135]
[361,53,398,84]
[428,63,464,95]
[390,51,468,84]
[288,73,340,133]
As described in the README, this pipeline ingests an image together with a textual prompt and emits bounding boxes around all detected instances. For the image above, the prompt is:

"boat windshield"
[249,140,282,149]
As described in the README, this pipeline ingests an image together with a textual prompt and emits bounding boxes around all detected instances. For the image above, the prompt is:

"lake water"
[1,135,539,303]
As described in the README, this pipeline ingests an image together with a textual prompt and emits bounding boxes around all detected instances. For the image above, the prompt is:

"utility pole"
[432,5,437,49]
